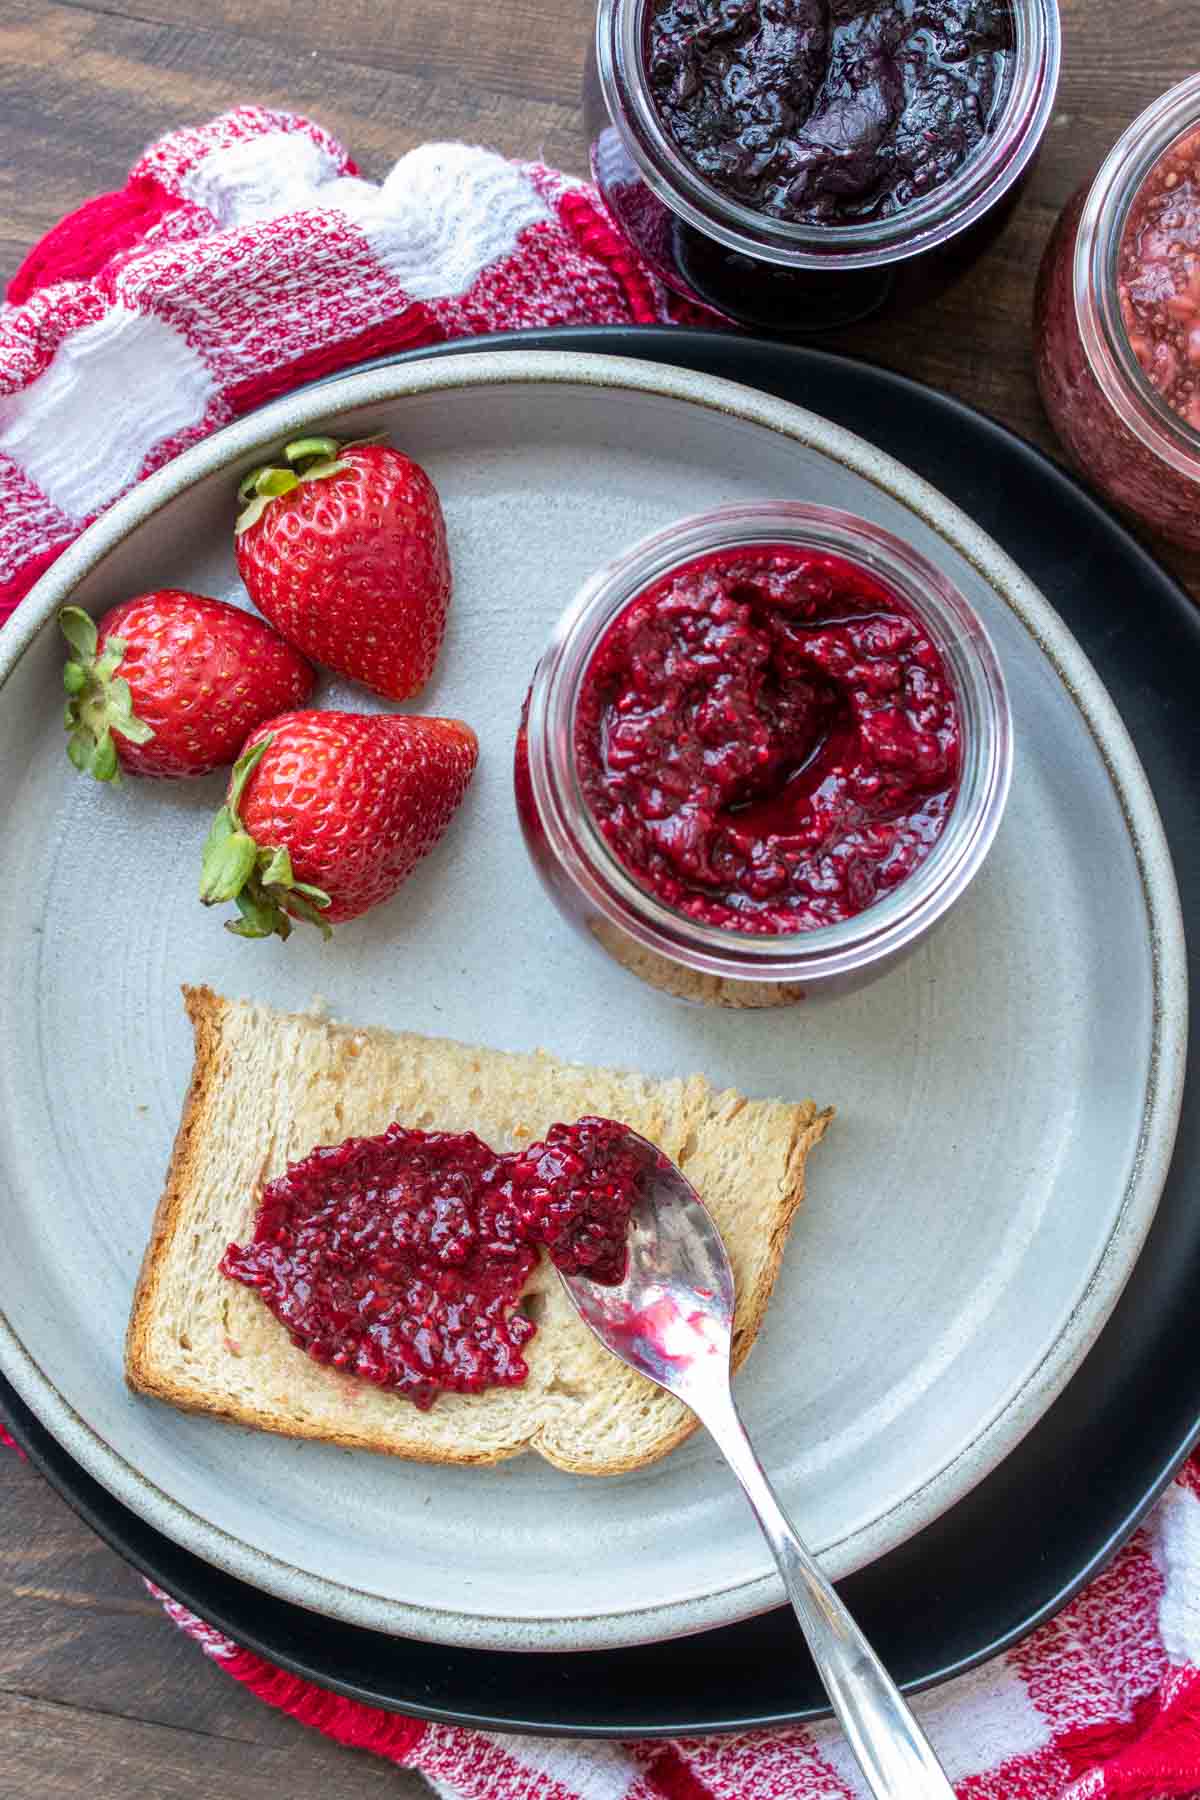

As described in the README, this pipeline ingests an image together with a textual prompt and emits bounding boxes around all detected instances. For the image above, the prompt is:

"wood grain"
[0,0,1197,1790]
[0,1453,424,1794]
[0,1693,402,1798]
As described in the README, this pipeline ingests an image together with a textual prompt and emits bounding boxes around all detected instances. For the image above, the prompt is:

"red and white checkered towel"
[0,104,706,628]
[3,107,1200,1800]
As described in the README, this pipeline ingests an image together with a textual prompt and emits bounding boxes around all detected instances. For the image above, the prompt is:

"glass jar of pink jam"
[515,504,1011,1008]
[1035,75,1200,548]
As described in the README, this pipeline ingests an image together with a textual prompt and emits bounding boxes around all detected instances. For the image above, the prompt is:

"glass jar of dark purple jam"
[584,0,1060,331]
[1035,75,1200,549]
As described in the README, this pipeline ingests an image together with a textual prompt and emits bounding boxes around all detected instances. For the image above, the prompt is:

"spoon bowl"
[561,1129,735,1406]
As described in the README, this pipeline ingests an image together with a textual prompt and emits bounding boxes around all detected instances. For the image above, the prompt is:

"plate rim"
[0,343,1188,1652]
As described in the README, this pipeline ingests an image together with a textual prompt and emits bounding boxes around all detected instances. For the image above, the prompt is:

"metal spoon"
[559,1128,955,1800]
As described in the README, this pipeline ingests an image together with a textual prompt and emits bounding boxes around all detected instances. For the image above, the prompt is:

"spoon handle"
[700,1389,956,1800]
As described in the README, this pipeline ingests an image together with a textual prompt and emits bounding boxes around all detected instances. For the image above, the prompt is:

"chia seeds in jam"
[645,0,1015,225]
[222,1118,650,1410]
[1117,126,1200,433]
[574,545,961,933]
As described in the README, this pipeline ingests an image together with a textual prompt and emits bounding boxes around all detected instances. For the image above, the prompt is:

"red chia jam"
[1034,118,1200,549]
[574,545,961,934]
[645,0,1014,226]
[221,1118,649,1410]
[1117,126,1200,431]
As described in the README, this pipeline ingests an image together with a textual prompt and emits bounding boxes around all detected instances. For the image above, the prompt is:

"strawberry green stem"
[284,436,339,465]
[199,735,333,942]
[59,605,155,783]
[234,433,364,536]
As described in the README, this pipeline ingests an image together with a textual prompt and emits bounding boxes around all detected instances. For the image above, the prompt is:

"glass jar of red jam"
[515,504,1011,1007]
[584,0,1060,332]
[1035,75,1200,549]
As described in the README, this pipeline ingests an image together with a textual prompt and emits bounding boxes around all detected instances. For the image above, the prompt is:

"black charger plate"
[3,326,1198,1738]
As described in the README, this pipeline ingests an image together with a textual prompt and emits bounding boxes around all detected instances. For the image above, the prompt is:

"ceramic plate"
[0,350,1186,1653]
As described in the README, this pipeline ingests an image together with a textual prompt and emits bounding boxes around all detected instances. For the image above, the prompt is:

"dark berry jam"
[574,545,961,933]
[646,0,1014,226]
[221,1118,649,1409]
[1117,125,1200,432]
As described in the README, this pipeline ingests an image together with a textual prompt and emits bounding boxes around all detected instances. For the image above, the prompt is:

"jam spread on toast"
[222,1118,648,1408]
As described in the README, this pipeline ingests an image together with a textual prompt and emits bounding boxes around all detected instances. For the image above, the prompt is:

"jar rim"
[523,503,1013,986]
[594,0,1061,271]
[1073,72,1200,479]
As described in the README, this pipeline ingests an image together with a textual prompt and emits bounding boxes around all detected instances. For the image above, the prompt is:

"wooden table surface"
[0,1,1196,1793]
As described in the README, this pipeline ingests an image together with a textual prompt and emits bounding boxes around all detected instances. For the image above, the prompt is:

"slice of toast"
[126,986,831,1475]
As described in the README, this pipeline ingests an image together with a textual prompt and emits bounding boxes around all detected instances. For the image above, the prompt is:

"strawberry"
[59,593,314,782]
[234,435,451,701]
[199,710,478,939]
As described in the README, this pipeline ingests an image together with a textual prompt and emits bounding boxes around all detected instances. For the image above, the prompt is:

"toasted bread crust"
[126,986,831,1473]
[125,986,226,1404]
